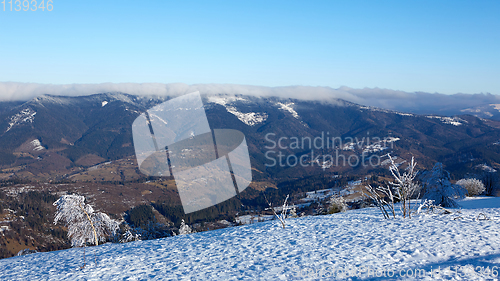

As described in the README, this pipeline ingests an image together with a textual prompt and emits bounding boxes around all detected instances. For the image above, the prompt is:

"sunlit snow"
[207,96,268,126]
[426,116,466,126]
[6,108,37,132]
[30,139,45,151]
[2,198,500,280]
[276,102,299,119]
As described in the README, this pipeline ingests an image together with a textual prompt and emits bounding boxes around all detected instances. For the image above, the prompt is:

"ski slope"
[1,197,500,280]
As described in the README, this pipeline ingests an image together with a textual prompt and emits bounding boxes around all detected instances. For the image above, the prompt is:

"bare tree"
[365,184,395,219]
[53,194,119,268]
[389,155,419,218]
[265,194,289,229]
[365,155,419,219]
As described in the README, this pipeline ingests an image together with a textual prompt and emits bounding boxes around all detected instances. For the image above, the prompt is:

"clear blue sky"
[1,0,499,95]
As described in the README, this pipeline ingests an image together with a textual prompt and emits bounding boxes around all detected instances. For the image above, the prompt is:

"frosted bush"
[328,196,347,214]
[456,178,485,196]
[178,219,192,235]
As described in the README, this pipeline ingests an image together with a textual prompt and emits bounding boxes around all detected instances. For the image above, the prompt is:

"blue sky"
[0,0,499,95]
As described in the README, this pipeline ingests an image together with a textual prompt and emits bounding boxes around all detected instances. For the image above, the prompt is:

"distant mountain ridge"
[0,92,500,181]
[2,82,500,120]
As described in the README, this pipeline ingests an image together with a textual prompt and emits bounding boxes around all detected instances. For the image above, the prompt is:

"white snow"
[302,189,337,202]
[226,107,268,126]
[491,104,500,111]
[342,142,355,151]
[359,106,415,117]
[276,102,300,119]
[30,139,45,151]
[101,101,108,107]
[363,137,400,153]
[5,108,37,132]
[2,198,500,280]
[475,163,497,173]
[341,137,400,153]
[0,226,9,235]
[207,95,267,126]
[235,214,275,225]
[207,96,246,106]
[426,116,466,126]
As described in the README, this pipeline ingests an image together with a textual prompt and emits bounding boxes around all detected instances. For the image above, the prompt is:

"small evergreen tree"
[420,163,466,207]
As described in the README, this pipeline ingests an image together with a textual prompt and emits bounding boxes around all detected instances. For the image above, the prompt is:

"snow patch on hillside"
[276,102,299,119]
[363,137,400,153]
[491,104,500,111]
[101,101,108,107]
[475,163,497,173]
[30,139,44,151]
[207,96,246,106]
[207,96,267,126]
[359,106,415,117]
[226,108,268,126]
[426,115,466,126]
[341,137,400,153]
[6,108,37,132]
[32,95,74,106]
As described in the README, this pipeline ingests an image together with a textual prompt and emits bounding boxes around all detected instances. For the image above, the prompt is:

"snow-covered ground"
[2,197,500,280]
[30,139,45,151]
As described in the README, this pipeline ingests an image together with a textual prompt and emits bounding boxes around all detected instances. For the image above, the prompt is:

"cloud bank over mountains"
[0,82,499,116]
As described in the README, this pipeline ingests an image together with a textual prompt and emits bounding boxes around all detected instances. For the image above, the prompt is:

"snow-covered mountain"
[1,197,500,280]
[1,92,500,184]
[2,92,500,261]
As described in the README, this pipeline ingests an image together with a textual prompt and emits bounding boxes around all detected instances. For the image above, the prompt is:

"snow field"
[1,197,500,280]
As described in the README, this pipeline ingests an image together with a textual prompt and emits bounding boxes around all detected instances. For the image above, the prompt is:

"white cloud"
[0,82,361,102]
[0,82,498,116]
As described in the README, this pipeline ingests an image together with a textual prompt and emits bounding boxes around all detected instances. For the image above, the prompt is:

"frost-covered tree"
[456,178,485,196]
[178,219,192,235]
[420,163,466,207]
[53,194,119,267]
[365,155,419,219]
[388,155,419,218]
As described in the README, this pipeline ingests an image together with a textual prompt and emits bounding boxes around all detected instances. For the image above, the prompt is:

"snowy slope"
[206,95,268,126]
[2,198,500,280]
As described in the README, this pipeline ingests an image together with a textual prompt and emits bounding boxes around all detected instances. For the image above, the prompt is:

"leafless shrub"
[265,194,289,229]
[365,155,419,219]
[328,195,347,214]
[456,178,485,196]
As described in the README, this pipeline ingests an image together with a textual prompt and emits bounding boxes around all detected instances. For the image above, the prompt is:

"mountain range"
[0,92,499,182]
